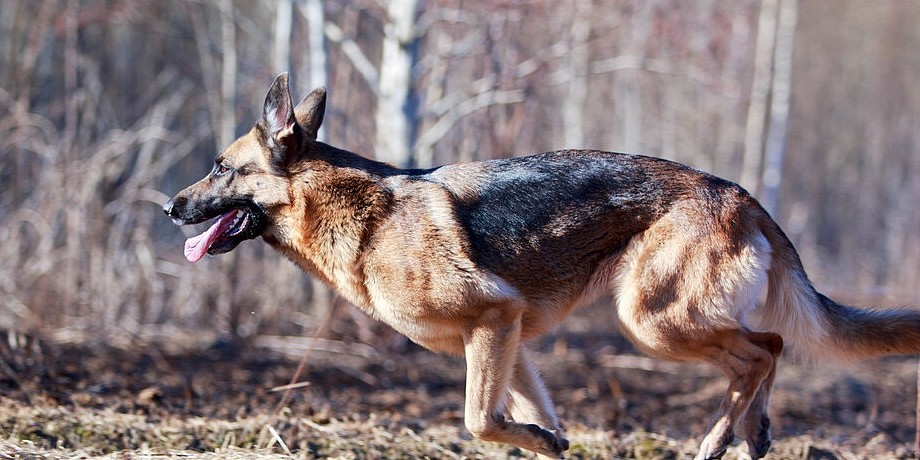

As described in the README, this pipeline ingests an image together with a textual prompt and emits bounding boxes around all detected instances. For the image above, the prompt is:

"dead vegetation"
[2,308,918,460]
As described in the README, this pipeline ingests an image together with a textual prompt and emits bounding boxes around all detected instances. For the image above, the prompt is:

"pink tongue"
[183,210,238,263]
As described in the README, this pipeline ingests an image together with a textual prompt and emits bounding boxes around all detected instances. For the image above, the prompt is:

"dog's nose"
[164,196,191,223]
[163,197,185,218]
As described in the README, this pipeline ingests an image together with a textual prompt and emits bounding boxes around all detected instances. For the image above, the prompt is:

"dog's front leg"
[463,312,568,458]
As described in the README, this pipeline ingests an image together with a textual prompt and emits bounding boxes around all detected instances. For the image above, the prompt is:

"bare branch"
[324,21,379,91]
[589,56,715,87]
[414,87,525,166]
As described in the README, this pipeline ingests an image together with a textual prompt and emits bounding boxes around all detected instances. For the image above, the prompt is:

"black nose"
[163,199,175,216]
[163,197,185,218]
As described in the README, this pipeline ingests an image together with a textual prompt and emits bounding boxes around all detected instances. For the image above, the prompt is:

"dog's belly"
[370,302,467,355]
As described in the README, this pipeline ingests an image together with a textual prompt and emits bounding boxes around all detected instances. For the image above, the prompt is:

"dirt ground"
[1,305,919,459]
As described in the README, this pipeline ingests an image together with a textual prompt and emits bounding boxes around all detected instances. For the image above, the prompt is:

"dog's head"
[163,73,325,262]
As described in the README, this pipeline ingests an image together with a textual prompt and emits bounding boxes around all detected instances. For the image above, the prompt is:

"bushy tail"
[757,214,920,360]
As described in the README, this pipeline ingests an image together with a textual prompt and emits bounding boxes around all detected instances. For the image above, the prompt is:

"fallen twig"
[265,424,292,456]
[269,381,312,393]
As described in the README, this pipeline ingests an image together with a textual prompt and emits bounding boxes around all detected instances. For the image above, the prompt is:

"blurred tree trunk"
[302,0,328,106]
[760,0,798,214]
[621,3,650,154]
[218,0,237,148]
[740,0,778,195]
[272,0,292,75]
[62,0,80,308]
[188,4,219,144]
[562,0,591,149]
[375,0,419,167]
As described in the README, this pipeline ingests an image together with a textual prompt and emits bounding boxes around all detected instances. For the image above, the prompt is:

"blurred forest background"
[1,0,920,349]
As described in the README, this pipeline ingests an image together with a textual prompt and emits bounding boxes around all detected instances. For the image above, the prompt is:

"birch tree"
[620,3,650,154]
[739,0,779,195]
[300,0,328,140]
[374,0,420,167]
[272,0,292,75]
[302,1,327,89]
[218,0,237,149]
[760,0,798,214]
[562,0,591,149]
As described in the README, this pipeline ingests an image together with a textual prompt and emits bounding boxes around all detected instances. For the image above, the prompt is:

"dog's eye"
[213,162,231,176]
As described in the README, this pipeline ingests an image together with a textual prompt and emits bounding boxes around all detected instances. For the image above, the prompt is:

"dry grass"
[1,398,912,460]
[1,318,918,460]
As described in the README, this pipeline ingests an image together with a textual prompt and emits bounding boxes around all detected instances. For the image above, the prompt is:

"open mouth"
[183,209,254,262]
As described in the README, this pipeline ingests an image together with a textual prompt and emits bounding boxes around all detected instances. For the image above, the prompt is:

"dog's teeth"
[226,211,246,237]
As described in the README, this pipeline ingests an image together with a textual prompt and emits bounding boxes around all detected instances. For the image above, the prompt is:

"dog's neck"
[263,149,396,310]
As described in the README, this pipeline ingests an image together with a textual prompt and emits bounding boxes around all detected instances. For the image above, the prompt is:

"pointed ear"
[294,87,326,141]
[261,73,297,143]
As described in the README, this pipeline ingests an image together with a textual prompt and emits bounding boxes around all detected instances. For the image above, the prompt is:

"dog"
[163,73,920,459]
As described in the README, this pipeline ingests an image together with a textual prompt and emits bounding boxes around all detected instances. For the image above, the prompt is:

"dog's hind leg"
[694,330,778,460]
[462,310,568,458]
[737,332,783,459]
[506,348,568,450]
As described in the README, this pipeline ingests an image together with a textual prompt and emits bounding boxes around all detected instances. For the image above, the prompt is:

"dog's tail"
[756,212,920,360]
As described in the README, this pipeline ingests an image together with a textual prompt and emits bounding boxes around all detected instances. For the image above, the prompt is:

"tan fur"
[165,75,920,460]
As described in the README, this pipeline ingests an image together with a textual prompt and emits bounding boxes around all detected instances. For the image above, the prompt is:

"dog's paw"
[743,415,772,459]
[523,424,569,458]
[695,431,733,460]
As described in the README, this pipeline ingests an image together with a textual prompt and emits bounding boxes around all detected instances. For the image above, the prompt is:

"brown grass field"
[2,304,919,460]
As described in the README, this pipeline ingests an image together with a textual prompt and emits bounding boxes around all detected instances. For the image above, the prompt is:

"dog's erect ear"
[261,73,297,144]
[294,87,326,141]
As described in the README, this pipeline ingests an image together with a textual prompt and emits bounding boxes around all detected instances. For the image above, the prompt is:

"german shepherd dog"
[164,74,920,459]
